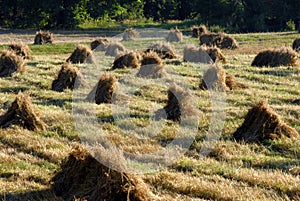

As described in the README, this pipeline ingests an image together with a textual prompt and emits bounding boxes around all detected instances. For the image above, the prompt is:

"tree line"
[0,0,299,32]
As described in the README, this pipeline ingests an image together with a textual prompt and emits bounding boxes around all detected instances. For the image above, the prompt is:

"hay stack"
[233,101,298,142]
[191,25,209,38]
[122,28,139,41]
[292,38,300,51]
[34,30,53,44]
[66,45,95,64]
[86,73,118,104]
[183,45,226,63]
[146,42,176,59]
[91,38,109,51]
[251,47,298,67]
[0,50,25,77]
[200,33,238,49]
[206,46,226,63]
[0,92,46,132]
[166,28,183,42]
[105,42,126,57]
[219,33,239,49]
[51,146,153,201]
[112,51,142,70]
[225,73,248,90]
[137,52,166,78]
[51,62,85,92]
[9,43,32,59]
[199,64,228,91]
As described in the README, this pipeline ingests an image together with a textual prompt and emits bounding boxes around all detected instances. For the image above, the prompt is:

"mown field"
[0,30,299,200]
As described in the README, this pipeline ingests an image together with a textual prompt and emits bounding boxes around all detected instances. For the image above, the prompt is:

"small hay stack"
[0,92,47,132]
[219,33,239,49]
[232,101,298,142]
[9,43,32,59]
[86,73,118,104]
[122,28,139,41]
[105,42,126,57]
[199,64,228,91]
[166,28,183,42]
[51,145,153,201]
[90,38,109,51]
[51,62,85,92]
[112,51,142,70]
[199,33,220,47]
[225,73,248,90]
[251,47,298,67]
[183,45,212,64]
[292,38,300,51]
[66,45,95,64]
[146,42,177,59]
[34,30,53,44]
[205,46,226,63]
[0,50,25,77]
[200,33,238,49]
[191,25,209,38]
[137,51,166,78]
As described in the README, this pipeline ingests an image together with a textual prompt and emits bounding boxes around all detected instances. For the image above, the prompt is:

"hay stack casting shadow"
[251,47,298,67]
[122,28,139,41]
[0,92,47,132]
[232,101,298,143]
[199,64,228,91]
[51,146,153,201]
[51,62,85,92]
[91,38,109,51]
[0,50,25,77]
[9,43,32,59]
[166,28,183,42]
[86,73,118,104]
[112,51,142,70]
[67,45,95,64]
[146,42,177,59]
[137,51,166,78]
[105,42,126,57]
[34,30,53,44]
[292,38,300,52]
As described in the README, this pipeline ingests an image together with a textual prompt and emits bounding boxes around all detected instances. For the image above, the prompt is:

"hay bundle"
[146,42,176,59]
[0,92,46,132]
[205,46,226,63]
[9,43,32,59]
[86,73,118,104]
[0,50,25,77]
[183,45,212,63]
[292,38,300,51]
[112,51,142,70]
[219,33,239,49]
[200,33,238,49]
[51,62,85,92]
[141,51,163,66]
[51,146,153,201]
[166,28,183,42]
[225,73,248,90]
[191,25,209,38]
[122,28,139,41]
[137,52,165,78]
[90,38,109,51]
[66,45,95,64]
[105,42,126,57]
[34,30,53,44]
[233,101,298,142]
[199,64,228,91]
[199,33,220,47]
[251,47,298,67]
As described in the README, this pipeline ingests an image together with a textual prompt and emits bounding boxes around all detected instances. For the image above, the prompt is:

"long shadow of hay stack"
[200,32,238,49]
[122,28,139,41]
[183,45,226,63]
[112,51,142,70]
[67,45,95,64]
[232,101,298,143]
[137,51,166,79]
[0,92,47,132]
[292,38,300,52]
[51,62,85,92]
[191,25,209,38]
[105,42,126,57]
[86,73,118,104]
[9,43,32,59]
[0,50,25,77]
[166,28,183,42]
[146,42,177,59]
[91,37,109,51]
[251,47,298,67]
[51,146,153,201]
[34,30,53,44]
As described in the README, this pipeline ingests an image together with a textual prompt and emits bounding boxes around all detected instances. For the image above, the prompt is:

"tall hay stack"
[146,42,177,59]
[199,64,228,91]
[292,38,300,52]
[251,47,298,67]
[137,51,166,78]
[105,42,126,57]
[91,38,109,51]
[34,30,53,44]
[9,43,32,59]
[122,28,139,41]
[0,50,25,77]
[166,28,183,42]
[67,45,95,64]
[112,51,142,70]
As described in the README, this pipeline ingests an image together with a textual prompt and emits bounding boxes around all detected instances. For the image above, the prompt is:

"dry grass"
[0,50,25,77]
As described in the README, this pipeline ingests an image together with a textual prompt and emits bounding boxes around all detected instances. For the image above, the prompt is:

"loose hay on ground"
[90,38,109,51]
[67,45,95,64]
[199,64,228,91]
[34,30,53,44]
[292,38,300,52]
[122,28,139,41]
[112,51,142,70]
[0,50,25,77]
[146,42,177,59]
[9,42,32,59]
[166,28,183,42]
[105,42,126,57]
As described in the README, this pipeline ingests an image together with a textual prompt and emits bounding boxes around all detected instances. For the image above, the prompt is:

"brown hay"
[225,73,248,90]
[66,45,95,64]
[86,73,118,104]
[183,45,212,63]
[141,51,163,66]
[51,145,153,201]
[34,30,53,44]
[9,42,32,59]
[136,64,166,79]
[199,64,228,91]
[112,51,142,70]
[251,47,298,67]
[191,25,209,38]
[105,42,126,57]
[0,92,46,132]
[146,42,176,59]
[233,101,298,142]
[90,38,109,51]
[292,38,300,52]
[122,28,139,41]
[205,46,226,63]
[51,62,85,92]
[166,28,183,42]
[200,33,238,49]
[0,50,25,77]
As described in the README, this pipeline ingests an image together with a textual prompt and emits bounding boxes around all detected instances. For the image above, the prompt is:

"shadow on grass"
[0,189,62,201]
[0,87,28,94]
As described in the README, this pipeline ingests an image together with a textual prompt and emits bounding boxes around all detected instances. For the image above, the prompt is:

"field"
[0,29,299,200]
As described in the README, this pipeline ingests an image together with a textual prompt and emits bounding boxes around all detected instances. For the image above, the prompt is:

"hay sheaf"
[225,73,248,90]
[200,33,238,49]
[122,28,139,41]
[146,42,176,59]
[86,73,118,104]
[233,101,298,142]
[141,51,163,66]
[137,52,166,78]
[199,64,228,91]
[34,30,53,44]
[251,47,298,67]
[205,46,226,63]
[51,145,153,201]
[0,50,25,77]
[292,38,300,52]
[166,28,183,42]
[51,62,85,92]
[191,25,209,38]
[9,43,32,59]
[0,92,46,132]
[91,38,109,51]
[183,45,226,63]
[105,42,126,57]
[112,51,142,70]
[67,45,95,64]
